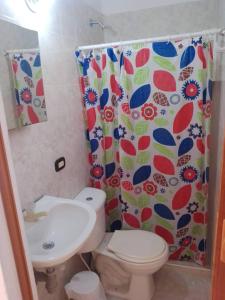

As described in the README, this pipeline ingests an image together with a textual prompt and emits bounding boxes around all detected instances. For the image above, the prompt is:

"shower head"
[89,19,117,36]
[89,19,106,30]
[219,28,225,36]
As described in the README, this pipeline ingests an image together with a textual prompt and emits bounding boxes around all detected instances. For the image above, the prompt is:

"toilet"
[74,188,169,300]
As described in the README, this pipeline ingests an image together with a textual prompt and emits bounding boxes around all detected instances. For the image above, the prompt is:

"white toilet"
[74,188,169,300]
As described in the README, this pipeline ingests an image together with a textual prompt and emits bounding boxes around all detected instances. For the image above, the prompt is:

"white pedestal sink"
[24,196,96,268]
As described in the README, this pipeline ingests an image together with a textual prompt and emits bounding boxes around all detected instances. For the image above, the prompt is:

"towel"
[7,49,47,127]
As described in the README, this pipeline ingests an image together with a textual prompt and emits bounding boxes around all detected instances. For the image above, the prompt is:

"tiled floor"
[153,263,211,300]
[107,262,211,300]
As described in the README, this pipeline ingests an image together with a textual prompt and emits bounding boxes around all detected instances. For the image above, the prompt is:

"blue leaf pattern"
[153,128,176,146]
[153,42,177,57]
[107,48,118,62]
[154,204,175,220]
[100,88,109,109]
[180,46,195,69]
[178,138,194,156]
[20,59,32,77]
[177,214,191,229]
[130,84,151,109]
[133,166,151,185]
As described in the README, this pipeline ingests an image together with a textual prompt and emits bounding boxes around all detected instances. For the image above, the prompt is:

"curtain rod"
[4,48,40,56]
[77,28,222,51]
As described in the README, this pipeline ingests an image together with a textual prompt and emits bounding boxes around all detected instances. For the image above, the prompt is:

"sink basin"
[24,196,96,268]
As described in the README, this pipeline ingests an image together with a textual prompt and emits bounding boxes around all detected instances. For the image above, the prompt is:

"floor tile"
[153,264,211,300]
[106,263,211,300]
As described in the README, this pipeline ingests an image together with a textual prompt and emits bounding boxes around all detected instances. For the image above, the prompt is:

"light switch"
[55,157,66,172]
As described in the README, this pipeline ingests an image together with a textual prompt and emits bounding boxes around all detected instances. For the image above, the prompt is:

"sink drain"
[42,241,55,250]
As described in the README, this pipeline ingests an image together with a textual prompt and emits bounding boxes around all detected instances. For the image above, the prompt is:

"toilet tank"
[73,187,106,253]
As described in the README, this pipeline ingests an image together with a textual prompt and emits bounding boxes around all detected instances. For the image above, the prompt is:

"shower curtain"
[76,36,213,265]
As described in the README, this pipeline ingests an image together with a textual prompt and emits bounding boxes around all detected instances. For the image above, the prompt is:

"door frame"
[0,124,34,300]
[0,92,38,300]
[212,138,225,299]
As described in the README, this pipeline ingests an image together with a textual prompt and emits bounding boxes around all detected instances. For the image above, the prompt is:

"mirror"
[0,18,47,130]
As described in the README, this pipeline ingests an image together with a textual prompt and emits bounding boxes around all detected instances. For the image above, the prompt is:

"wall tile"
[103,0,219,42]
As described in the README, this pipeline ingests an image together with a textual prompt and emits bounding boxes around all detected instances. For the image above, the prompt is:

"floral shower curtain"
[76,36,213,265]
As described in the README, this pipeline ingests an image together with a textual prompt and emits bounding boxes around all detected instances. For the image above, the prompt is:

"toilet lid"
[107,230,167,263]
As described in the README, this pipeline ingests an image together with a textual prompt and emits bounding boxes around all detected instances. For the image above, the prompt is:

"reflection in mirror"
[0,18,47,130]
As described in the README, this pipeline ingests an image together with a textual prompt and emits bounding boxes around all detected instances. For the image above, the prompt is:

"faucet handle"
[24,211,47,222]
[23,201,35,213]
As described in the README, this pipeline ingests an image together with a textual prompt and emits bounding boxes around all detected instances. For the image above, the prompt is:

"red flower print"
[179,236,192,247]
[108,175,120,187]
[196,181,202,190]
[186,83,198,96]
[198,100,212,118]
[103,106,114,122]
[121,103,130,115]
[89,179,101,189]
[121,181,133,191]
[180,166,198,183]
[204,102,212,118]
[143,181,157,195]
[20,88,32,104]
[182,80,200,101]
[84,88,98,105]
[141,103,157,120]
[91,164,104,179]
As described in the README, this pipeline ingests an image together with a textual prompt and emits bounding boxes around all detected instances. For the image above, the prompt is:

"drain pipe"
[34,267,57,294]
[46,268,57,293]
[79,253,92,271]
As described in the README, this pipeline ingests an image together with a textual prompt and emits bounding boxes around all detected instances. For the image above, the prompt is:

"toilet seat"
[107,230,167,264]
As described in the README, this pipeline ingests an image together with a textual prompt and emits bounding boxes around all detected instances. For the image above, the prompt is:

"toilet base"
[106,274,155,300]
[94,232,168,300]
[129,274,155,300]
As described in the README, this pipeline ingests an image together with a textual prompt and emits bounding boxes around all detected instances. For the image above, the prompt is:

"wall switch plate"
[55,157,66,172]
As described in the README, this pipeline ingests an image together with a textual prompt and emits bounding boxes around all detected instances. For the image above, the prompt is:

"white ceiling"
[84,0,203,15]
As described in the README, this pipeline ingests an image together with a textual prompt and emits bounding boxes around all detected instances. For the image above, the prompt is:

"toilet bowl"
[93,231,168,300]
[73,188,169,300]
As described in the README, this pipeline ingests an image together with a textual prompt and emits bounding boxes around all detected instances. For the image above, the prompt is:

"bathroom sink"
[24,196,96,268]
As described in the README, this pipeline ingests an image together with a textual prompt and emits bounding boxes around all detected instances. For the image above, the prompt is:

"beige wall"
[218,0,225,27]
[103,0,219,42]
